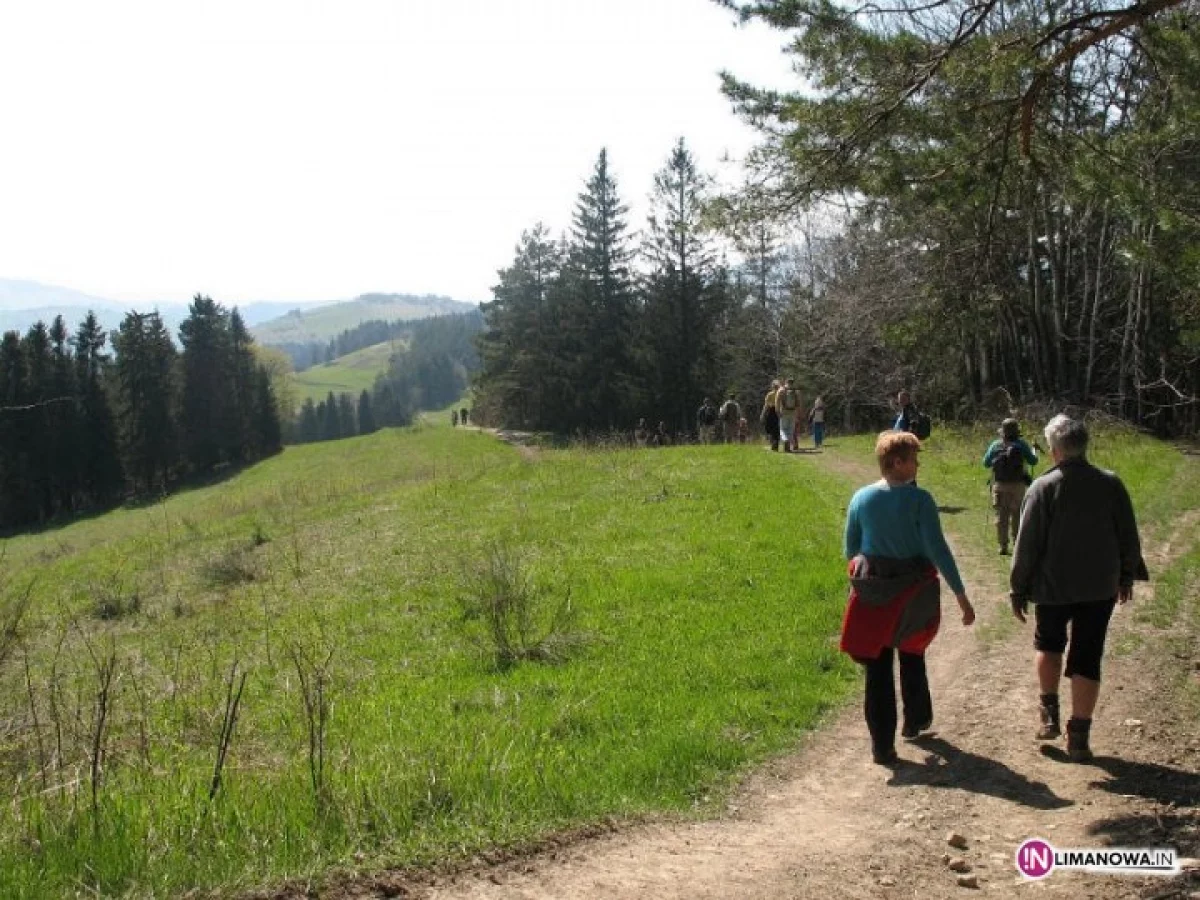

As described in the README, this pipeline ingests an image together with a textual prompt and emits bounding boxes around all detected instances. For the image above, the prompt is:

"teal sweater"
[844,479,966,595]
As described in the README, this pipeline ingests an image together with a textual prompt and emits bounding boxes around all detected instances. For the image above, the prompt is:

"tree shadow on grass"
[886,735,1073,810]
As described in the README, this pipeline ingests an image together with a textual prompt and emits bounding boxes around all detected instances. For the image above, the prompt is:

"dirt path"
[313,448,1199,900]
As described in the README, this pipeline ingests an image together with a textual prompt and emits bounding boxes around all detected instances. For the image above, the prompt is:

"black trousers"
[863,647,932,752]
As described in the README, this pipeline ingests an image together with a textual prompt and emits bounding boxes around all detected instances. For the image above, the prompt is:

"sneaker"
[901,719,932,740]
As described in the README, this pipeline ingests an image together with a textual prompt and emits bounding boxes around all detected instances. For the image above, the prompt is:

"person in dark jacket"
[1010,414,1146,762]
[982,418,1039,555]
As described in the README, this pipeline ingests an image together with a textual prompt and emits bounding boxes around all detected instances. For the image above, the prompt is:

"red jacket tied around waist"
[839,554,941,663]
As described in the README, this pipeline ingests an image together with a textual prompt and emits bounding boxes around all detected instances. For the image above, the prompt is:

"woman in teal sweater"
[842,431,975,764]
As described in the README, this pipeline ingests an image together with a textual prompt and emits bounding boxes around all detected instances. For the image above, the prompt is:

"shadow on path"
[887,735,1073,810]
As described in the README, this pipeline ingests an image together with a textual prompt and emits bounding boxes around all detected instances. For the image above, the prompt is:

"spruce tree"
[566,148,639,432]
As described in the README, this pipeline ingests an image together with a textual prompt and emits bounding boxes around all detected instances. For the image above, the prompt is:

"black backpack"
[992,442,1026,483]
[911,411,932,440]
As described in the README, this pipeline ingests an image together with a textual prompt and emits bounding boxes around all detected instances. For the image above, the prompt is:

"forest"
[0,296,283,530]
[473,0,1200,437]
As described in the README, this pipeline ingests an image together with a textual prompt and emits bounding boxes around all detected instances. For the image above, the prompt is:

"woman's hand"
[955,593,976,627]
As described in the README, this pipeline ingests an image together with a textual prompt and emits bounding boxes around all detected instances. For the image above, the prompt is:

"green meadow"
[0,420,1195,898]
[289,340,402,408]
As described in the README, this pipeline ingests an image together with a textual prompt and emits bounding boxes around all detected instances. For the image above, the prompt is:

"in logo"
[1016,838,1055,880]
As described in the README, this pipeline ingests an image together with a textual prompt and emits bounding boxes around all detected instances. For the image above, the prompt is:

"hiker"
[719,393,741,443]
[451,409,459,427]
[737,416,749,443]
[634,418,649,447]
[841,431,976,766]
[1009,414,1147,763]
[808,396,826,450]
[696,397,718,444]
[893,389,931,441]
[982,418,1039,555]
[460,407,469,426]
[651,420,672,447]
[760,379,781,451]
[893,390,917,432]
[775,378,801,452]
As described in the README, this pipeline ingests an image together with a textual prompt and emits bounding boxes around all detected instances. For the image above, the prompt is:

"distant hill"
[290,339,405,408]
[0,279,475,343]
[251,293,477,345]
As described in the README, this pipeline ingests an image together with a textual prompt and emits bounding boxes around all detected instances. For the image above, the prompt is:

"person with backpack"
[718,393,741,443]
[983,418,1039,555]
[760,379,781,451]
[696,397,717,444]
[893,389,932,439]
[775,378,801,452]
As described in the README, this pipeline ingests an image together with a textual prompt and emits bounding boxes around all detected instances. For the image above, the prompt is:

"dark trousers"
[863,647,932,752]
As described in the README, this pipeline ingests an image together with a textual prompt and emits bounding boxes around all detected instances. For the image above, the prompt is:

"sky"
[0,1,796,307]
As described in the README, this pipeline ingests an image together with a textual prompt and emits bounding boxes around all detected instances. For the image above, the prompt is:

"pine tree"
[72,311,124,507]
[179,295,233,473]
[113,311,179,493]
[566,148,639,431]
[641,138,728,432]
[357,389,377,435]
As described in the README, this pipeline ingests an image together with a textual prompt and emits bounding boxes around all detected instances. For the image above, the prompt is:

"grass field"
[289,340,402,408]
[0,418,1194,898]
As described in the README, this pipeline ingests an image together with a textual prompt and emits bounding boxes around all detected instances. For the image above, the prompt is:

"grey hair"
[1044,414,1088,458]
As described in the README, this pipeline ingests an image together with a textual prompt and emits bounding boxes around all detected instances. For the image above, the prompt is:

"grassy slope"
[290,340,403,408]
[252,296,472,344]
[1,422,1194,898]
[0,424,854,898]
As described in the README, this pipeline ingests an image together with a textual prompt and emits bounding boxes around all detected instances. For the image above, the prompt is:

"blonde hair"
[875,430,920,474]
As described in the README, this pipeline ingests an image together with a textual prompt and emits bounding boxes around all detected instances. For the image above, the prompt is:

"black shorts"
[1033,599,1117,681]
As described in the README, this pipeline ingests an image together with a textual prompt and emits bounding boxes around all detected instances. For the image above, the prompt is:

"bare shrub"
[457,543,586,670]
[202,545,259,589]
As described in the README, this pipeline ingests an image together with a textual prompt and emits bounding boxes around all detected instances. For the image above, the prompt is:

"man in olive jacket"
[1009,414,1145,762]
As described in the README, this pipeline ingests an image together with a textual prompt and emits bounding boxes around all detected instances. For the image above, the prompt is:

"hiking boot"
[872,746,899,766]
[1036,696,1061,740]
[901,718,932,740]
[1067,718,1094,763]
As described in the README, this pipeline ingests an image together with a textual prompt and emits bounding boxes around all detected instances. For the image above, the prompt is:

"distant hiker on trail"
[775,378,801,452]
[841,431,975,766]
[1009,414,1147,763]
[760,379,781,451]
[461,407,470,426]
[651,421,672,447]
[982,418,1039,555]
[893,390,916,432]
[808,396,826,450]
[719,394,741,443]
[737,416,749,443]
[696,398,718,444]
[634,418,649,447]
[451,410,459,427]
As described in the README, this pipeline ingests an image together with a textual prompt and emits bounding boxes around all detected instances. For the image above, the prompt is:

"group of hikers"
[681,380,827,451]
[449,407,471,427]
[842,393,1147,767]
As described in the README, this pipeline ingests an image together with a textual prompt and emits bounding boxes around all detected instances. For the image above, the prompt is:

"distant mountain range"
[0,278,478,344]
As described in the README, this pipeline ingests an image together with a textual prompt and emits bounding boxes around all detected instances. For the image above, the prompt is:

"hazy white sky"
[0,1,794,306]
